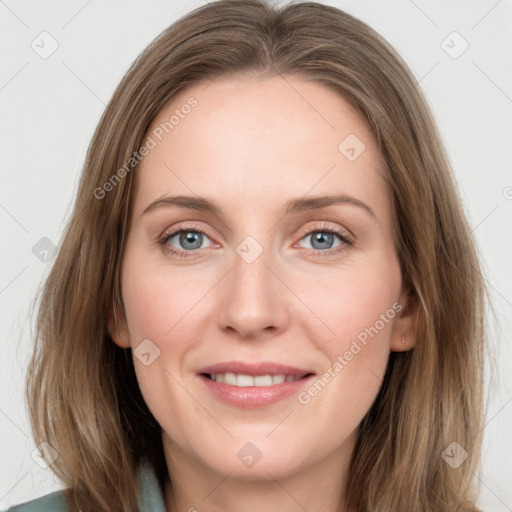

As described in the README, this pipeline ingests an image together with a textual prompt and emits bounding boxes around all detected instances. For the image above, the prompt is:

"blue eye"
[296,225,353,258]
[170,231,209,251]
[158,223,353,259]
[301,230,341,251]
[160,227,212,257]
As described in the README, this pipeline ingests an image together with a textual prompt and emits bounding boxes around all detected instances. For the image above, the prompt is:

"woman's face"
[110,75,416,482]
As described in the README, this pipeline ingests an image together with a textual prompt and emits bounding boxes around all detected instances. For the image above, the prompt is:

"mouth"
[201,372,314,387]
[196,363,316,408]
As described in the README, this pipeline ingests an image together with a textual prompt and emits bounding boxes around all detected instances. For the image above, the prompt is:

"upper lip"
[197,361,315,377]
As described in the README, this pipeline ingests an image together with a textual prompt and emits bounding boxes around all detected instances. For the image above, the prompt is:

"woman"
[10,0,487,510]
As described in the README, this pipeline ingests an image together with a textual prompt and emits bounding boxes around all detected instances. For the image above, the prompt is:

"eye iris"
[311,231,334,250]
[179,231,203,250]
[172,230,338,252]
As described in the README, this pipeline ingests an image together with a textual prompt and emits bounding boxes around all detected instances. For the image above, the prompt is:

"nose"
[215,243,291,339]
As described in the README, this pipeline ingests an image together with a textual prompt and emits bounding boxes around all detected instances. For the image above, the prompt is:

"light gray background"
[1,0,511,509]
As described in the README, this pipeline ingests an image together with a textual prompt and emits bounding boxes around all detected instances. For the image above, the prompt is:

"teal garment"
[7,458,166,511]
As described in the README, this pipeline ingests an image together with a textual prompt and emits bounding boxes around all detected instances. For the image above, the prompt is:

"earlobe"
[392,334,411,352]
[107,302,131,348]
[390,288,420,352]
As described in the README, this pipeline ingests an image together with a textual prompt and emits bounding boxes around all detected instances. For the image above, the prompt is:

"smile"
[204,372,309,387]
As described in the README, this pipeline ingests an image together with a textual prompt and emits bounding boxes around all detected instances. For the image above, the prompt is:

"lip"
[196,361,314,377]
[196,361,316,409]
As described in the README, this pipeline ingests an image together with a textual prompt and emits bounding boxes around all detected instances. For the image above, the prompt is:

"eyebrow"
[141,193,376,219]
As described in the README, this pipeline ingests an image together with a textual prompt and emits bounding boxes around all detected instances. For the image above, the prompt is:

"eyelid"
[295,221,353,242]
[293,222,354,257]
[157,221,217,247]
[158,220,354,258]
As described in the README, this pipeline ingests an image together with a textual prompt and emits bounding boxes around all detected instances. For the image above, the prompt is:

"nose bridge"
[216,233,289,337]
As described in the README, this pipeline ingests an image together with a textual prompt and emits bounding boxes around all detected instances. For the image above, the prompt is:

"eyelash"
[157,222,354,259]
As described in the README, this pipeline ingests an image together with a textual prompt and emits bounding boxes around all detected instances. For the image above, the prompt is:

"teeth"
[255,375,273,386]
[209,373,304,387]
[237,374,255,387]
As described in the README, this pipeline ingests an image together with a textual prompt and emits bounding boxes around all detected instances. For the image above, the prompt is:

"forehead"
[133,75,389,219]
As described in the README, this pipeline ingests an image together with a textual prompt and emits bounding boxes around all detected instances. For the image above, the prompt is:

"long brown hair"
[26,1,488,510]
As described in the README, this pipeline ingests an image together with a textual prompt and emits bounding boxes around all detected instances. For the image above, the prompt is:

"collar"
[137,457,167,512]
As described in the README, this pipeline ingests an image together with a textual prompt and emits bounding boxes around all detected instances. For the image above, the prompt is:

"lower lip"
[198,374,315,409]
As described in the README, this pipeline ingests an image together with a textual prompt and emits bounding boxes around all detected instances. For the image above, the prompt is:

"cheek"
[291,254,401,405]
[119,256,215,415]
[121,263,209,439]
[294,256,401,351]
[121,255,206,343]
[292,267,399,433]
[333,277,398,359]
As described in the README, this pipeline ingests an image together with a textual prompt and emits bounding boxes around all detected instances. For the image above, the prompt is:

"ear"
[390,285,420,352]
[107,301,131,349]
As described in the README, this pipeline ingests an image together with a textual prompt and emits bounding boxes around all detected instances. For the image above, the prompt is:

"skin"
[109,74,418,512]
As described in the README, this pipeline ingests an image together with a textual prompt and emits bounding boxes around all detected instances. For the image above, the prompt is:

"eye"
[296,223,353,257]
[158,222,353,259]
[159,224,214,258]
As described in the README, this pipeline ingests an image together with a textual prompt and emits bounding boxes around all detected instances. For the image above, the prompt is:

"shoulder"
[6,490,69,512]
